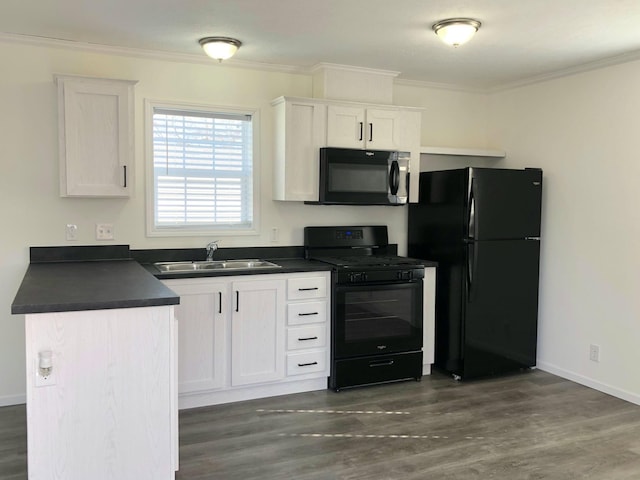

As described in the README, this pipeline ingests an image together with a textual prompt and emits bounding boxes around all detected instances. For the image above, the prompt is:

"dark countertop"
[12,245,435,315]
[11,260,179,315]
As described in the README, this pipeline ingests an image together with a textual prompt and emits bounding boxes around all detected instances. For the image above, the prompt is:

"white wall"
[0,39,486,404]
[488,60,640,404]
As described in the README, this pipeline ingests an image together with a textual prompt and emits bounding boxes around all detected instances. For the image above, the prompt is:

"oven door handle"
[369,359,394,368]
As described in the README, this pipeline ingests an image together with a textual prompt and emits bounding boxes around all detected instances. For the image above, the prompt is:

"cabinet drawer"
[286,351,326,376]
[287,325,326,351]
[287,301,327,326]
[287,276,327,300]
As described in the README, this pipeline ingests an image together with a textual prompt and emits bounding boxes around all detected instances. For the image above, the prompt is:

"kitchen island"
[11,247,180,480]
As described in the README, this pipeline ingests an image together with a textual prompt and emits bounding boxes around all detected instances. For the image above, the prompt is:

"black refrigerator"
[408,167,542,379]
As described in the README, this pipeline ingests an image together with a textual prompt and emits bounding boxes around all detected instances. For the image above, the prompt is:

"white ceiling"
[3,0,640,91]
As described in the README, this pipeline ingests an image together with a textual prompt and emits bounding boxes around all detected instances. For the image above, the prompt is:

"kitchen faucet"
[206,241,219,261]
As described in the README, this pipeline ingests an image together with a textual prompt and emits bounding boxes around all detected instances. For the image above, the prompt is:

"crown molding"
[0,32,306,75]
[3,32,640,94]
[487,49,640,93]
[309,62,400,78]
[394,77,488,94]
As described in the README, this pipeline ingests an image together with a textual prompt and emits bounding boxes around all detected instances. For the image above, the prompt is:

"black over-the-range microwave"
[308,147,410,206]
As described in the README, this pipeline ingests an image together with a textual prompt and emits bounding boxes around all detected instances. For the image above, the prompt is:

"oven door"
[334,280,423,358]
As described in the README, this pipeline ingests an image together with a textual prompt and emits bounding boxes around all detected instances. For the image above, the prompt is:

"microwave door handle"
[389,160,400,195]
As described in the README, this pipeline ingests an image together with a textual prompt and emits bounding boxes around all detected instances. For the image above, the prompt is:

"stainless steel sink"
[154,259,281,273]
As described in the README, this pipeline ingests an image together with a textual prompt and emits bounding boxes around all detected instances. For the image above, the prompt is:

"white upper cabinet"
[272,97,327,202]
[55,75,137,197]
[272,95,422,202]
[326,105,402,150]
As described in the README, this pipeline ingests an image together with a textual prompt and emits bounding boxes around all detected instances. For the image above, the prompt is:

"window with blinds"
[151,107,254,232]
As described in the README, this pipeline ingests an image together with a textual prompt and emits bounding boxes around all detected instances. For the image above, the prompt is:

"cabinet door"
[273,98,327,201]
[326,104,366,148]
[231,278,286,386]
[365,108,401,150]
[56,75,136,197]
[327,105,402,150]
[166,281,226,393]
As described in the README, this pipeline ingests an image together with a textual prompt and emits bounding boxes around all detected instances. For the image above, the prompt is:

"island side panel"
[25,306,174,480]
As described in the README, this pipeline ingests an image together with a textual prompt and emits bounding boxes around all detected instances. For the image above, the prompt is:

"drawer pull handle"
[298,312,318,316]
[298,287,319,291]
[298,361,318,367]
[298,336,318,341]
[370,360,394,368]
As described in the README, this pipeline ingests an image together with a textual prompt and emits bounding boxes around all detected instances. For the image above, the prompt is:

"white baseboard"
[0,393,26,407]
[537,361,640,406]
[179,378,328,410]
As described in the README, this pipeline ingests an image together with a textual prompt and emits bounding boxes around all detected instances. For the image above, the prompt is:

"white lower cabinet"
[25,306,177,480]
[230,278,286,386]
[162,271,330,408]
[167,281,227,393]
[285,275,330,379]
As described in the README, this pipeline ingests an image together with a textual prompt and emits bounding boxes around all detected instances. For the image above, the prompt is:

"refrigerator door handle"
[468,178,476,239]
[467,243,478,302]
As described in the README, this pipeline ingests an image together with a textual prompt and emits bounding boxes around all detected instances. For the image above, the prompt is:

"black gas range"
[304,226,425,391]
[305,226,425,283]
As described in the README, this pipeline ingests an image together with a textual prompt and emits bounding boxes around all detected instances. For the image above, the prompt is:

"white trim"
[0,32,304,75]
[5,31,640,94]
[394,77,488,94]
[310,62,400,78]
[178,378,327,410]
[537,361,640,406]
[144,99,261,238]
[487,50,640,93]
[0,393,26,407]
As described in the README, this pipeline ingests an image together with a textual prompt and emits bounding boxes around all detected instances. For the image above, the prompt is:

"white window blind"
[152,108,253,230]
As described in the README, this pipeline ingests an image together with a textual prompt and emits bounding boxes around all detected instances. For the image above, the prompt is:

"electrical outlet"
[34,359,56,387]
[270,227,279,242]
[95,223,114,240]
[589,344,600,362]
[65,224,78,241]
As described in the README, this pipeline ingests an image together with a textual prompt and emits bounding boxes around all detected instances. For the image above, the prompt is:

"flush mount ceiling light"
[199,37,242,61]
[432,18,481,47]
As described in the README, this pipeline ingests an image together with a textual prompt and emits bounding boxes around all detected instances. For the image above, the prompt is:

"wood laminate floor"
[2,370,640,479]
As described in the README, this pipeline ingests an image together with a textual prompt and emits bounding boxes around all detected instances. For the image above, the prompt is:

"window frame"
[145,99,260,237]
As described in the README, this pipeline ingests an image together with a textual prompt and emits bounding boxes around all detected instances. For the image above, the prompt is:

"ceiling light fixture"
[199,37,242,61]
[432,18,481,47]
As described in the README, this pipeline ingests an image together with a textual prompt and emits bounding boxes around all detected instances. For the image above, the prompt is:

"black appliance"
[304,225,424,391]
[310,148,410,206]
[408,167,542,380]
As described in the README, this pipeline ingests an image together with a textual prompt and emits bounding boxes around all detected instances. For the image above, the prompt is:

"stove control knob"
[349,272,367,283]
[397,270,413,281]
